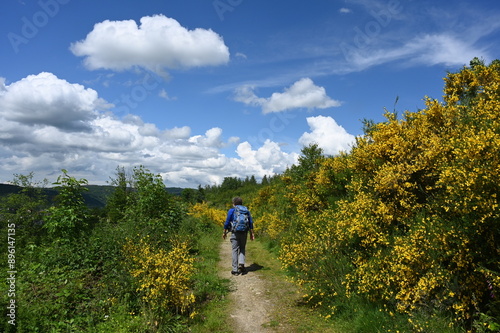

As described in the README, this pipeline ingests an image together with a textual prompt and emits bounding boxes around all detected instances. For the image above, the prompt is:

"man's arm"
[249,211,255,240]
[222,208,234,239]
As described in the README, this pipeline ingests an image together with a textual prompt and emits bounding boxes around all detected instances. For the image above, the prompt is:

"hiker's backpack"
[231,205,250,232]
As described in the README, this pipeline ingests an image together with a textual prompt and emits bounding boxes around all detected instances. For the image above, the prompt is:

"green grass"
[180,217,233,332]
[243,239,339,332]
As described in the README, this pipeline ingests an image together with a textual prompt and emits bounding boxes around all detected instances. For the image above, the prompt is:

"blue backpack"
[231,205,250,232]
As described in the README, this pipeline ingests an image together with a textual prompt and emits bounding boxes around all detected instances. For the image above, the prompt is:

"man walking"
[223,197,255,275]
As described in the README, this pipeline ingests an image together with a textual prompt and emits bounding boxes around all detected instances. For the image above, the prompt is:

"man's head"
[232,196,243,206]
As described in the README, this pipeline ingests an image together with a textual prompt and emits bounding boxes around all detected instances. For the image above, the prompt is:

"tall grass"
[179,215,232,332]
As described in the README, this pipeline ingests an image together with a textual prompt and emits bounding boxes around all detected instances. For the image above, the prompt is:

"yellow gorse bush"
[251,60,500,325]
[188,202,227,225]
[123,237,196,315]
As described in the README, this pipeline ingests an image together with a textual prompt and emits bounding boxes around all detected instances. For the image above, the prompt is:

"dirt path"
[217,237,339,333]
[218,239,276,332]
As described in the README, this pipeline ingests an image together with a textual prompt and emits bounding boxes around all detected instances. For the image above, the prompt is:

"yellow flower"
[123,238,196,314]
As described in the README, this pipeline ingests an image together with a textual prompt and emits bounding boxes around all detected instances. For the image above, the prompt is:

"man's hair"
[232,197,243,205]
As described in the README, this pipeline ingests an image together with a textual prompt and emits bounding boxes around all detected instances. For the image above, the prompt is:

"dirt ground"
[218,238,276,333]
[217,237,340,333]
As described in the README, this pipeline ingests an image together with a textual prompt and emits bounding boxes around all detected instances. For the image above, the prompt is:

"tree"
[105,166,132,223]
[124,166,182,243]
[220,177,241,191]
[43,170,89,241]
[288,143,325,180]
[181,188,205,204]
[0,172,48,246]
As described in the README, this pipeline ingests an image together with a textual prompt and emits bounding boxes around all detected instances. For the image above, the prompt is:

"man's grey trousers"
[230,231,248,272]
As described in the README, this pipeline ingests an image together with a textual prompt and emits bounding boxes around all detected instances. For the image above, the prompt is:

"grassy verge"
[244,239,339,332]
[181,216,232,332]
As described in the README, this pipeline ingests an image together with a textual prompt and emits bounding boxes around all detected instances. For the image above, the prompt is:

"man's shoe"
[231,271,240,276]
[238,264,246,274]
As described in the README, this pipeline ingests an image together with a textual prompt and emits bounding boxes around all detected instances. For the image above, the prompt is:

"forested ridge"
[2,59,500,332]
[0,183,184,208]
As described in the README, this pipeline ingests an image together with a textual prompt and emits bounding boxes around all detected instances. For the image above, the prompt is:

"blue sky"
[1,0,499,187]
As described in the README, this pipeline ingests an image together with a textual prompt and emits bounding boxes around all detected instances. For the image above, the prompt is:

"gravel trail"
[218,239,276,332]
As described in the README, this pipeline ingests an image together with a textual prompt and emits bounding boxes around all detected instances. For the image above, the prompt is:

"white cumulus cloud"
[188,127,225,148]
[235,140,298,177]
[70,14,230,74]
[0,72,304,188]
[299,116,356,155]
[234,78,341,114]
[0,72,110,131]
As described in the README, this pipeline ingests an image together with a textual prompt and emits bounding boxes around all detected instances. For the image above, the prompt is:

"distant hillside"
[0,183,21,196]
[164,187,184,196]
[0,184,185,208]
